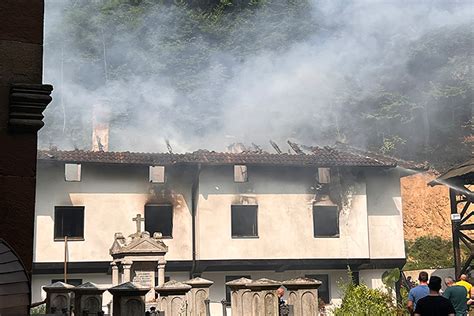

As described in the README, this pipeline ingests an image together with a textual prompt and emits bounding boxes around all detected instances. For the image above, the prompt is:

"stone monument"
[71,282,108,316]
[110,214,168,302]
[282,277,321,316]
[155,280,191,316]
[226,277,253,316]
[108,282,150,316]
[43,281,74,315]
[184,277,214,316]
[246,278,281,316]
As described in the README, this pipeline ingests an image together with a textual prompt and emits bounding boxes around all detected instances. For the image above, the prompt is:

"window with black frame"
[145,204,173,237]
[231,205,258,238]
[54,206,85,240]
[313,205,339,237]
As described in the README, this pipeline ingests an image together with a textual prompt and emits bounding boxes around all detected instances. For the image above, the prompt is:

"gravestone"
[108,282,150,316]
[155,280,191,315]
[132,262,157,301]
[246,278,281,316]
[226,277,253,316]
[71,282,107,316]
[184,277,214,316]
[43,282,74,315]
[282,277,321,316]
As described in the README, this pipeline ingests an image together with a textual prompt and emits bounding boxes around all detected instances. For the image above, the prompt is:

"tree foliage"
[404,236,469,270]
[41,0,472,169]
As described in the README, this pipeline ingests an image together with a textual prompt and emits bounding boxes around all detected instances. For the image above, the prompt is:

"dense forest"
[40,0,472,169]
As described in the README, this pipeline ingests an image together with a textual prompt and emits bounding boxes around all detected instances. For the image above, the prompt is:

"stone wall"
[0,0,47,275]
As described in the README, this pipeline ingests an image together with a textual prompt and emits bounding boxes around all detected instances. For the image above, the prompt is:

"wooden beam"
[451,188,462,278]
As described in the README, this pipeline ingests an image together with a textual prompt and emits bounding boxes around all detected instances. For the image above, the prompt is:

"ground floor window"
[51,279,83,286]
[306,274,330,304]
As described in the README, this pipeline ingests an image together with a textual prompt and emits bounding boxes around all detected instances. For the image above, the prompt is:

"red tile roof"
[37,144,426,169]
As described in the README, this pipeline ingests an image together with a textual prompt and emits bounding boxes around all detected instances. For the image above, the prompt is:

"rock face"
[401,171,451,240]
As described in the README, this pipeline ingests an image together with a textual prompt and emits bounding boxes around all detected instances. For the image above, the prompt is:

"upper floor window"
[306,274,330,304]
[145,204,173,238]
[54,206,85,240]
[313,205,339,237]
[149,166,165,183]
[65,163,81,182]
[231,205,258,238]
[234,165,248,182]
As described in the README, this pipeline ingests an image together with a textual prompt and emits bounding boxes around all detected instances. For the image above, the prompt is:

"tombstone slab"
[108,282,150,316]
[43,281,74,315]
[226,277,253,316]
[282,277,322,316]
[246,278,281,316]
[155,280,191,315]
[185,277,214,316]
[71,282,108,316]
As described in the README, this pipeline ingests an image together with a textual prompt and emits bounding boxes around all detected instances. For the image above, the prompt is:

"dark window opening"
[231,205,258,238]
[54,206,84,240]
[225,275,251,303]
[313,205,339,237]
[306,274,329,304]
[52,279,83,287]
[154,275,170,288]
[145,204,173,238]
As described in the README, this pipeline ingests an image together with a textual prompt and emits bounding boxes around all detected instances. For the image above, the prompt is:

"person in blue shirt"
[408,271,430,315]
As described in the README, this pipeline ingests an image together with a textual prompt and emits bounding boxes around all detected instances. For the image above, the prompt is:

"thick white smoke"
[40,0,472,153]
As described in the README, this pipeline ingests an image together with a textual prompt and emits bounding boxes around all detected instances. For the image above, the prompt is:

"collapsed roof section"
[38,142,426,170]
[429,158,474,186]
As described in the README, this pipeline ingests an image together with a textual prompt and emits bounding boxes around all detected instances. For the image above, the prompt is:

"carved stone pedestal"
[226,277,253,316]
[155,280,191,315]
[108,282,150,316]
[43,282,74,315]
[246,278,281,316]
[71,282,107,316]
[282,277,321,316]
[184,277,214,316]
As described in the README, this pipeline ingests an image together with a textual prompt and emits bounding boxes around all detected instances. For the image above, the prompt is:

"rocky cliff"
[401,171,452,241]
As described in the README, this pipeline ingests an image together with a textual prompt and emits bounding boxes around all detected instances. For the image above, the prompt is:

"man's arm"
[407,289,415,313]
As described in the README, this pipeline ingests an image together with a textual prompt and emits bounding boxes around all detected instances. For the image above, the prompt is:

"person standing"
[408,271,430,314]
[444,277,468,316]
[415,276,455,316]
[457,275,472,299]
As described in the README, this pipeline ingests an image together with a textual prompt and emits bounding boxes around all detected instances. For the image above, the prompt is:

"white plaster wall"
[197,166,370,260]
[34,162,193,262]
[366,169,405,258]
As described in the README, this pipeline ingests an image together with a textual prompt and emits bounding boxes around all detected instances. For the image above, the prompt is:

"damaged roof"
[37,143,426,169]
[429,158,474,186]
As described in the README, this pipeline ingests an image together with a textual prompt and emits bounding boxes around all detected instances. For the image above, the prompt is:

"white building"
[32,144,418,314]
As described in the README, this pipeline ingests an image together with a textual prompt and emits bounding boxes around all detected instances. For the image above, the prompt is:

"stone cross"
[132,214,144,234]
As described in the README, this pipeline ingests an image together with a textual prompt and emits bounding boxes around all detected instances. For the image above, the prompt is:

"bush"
[332,271,407,316]
[30,304,46,315]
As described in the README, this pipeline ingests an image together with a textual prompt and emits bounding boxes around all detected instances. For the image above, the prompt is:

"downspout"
[190,163,201,278]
